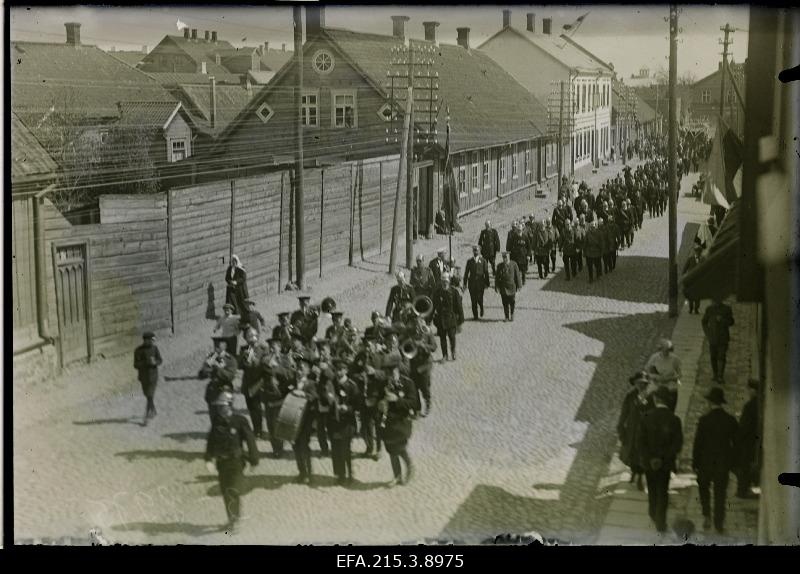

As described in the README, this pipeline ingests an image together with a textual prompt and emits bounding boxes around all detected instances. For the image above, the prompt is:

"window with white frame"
[525,146,531,175]
[458,160,467,197]
[511,147,518,179]
[500,154,507,182]
[701,89,711,104]
[483,151,490,188]
[256,102,274,123]
[332,91,356,128]
[302,91,319,127]
[471,151,479,192]
[171,139,187,162]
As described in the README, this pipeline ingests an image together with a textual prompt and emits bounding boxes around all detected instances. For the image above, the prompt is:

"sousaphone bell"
[412,295,433,319]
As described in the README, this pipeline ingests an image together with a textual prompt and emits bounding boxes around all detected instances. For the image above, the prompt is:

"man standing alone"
[478,220,501,276]
[702,297,735,383]
[463,245,490,320]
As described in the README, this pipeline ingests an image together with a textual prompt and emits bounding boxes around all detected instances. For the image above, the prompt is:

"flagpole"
[668,5,678,317]
[447,106,453,264]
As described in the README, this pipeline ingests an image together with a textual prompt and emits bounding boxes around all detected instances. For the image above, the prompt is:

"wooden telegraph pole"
[389,89,412,275]
[293,6,305,290]
[668,5,679,317]
[557,80,565,186]
[719,23,733,124]
[405,43,415,269]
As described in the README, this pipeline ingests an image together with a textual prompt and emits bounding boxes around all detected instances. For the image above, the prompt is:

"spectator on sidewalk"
[702,297,735,384]
[225,254,249,316]
[478,220,501,277]
[638,386,683,534]
[692,387,738,534]
[133,331,162,426]
[645,339,682,413]
[214,303,241,356]
[682,245,704,314]
[735,379,761,499]
[617,371,652,491]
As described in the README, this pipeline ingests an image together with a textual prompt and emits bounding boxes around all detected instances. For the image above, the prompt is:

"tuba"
[400,338,418,361]
[412,295,434,319]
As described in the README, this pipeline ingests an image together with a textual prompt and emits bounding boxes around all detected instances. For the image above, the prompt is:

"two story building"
[687,60,746,137]
[478,10,613,174]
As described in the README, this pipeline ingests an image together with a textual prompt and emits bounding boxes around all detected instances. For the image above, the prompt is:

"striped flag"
[702,115,743,208]
[441,107,462,233]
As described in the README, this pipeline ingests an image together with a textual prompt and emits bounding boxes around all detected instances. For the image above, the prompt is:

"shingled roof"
[175,84,254,137]
[10,113,58,189]
[323,28,549,153]
[141,35,237,76]
[116,101,185,130]
[144,71,244,87]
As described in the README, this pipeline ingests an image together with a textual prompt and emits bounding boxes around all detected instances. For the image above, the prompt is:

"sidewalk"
[595,191,759,545]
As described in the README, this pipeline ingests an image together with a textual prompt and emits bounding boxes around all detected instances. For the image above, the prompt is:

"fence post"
[167,189,175,334]
[229,180,236,261]
[278,172,284,293]
[319,169,324,278]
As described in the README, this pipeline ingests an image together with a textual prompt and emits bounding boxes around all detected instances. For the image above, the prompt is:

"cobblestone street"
[14,164,708,545]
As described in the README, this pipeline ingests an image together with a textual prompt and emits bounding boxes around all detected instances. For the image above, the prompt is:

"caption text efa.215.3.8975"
[337,555,465,568]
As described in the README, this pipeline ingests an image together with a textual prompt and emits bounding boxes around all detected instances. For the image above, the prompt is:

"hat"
[658,338,674,352]
[653,386,673,404]
[747,379,759,390]
[142,331,156,340]
[331,311,344,318]
[629,370,649,386]
[212,336,227,346]
[416,253,425,261]
[371,310,382,321]
[298,295,311,302]
[437,247,447,254]
[705,387,727,405]
[212,391,234,406]
[222,303,234,311]
[277,311,290,319]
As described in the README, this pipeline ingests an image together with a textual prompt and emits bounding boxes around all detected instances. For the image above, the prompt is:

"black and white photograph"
[6,3,799,547]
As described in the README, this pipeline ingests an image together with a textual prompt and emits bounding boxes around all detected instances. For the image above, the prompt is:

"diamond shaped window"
[256,102,274,124]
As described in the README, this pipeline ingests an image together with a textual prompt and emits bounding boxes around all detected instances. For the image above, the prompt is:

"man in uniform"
[407,315,437,417]
[478,220,501,276]
[242,299,266,335]
[272,312,294,352]
[584,219,604,283]
[379,356,420,486]
[325,311,346,345]
[702,297,735,383]
[431,273,461,361]
[324,358,362,486]
[133,331,162,426]
[385,271,415,324]
[200,339,238,425]
[495,251,522,322]
[463,245,490,320]
[289,356,319,485]
[429,248,450,284]
[204,391,259,533]
[638,386,683,534]
[291,295,319,345]
[261,337,290,457]
[238,327,269,438]
[692,387,738,534]
[410,254,435,299]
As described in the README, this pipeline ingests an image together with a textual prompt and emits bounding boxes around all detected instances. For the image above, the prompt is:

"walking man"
[495,252,522,322]
[735,380,761,499]
[702,297,735,383]
[133,331,162,426]
[478,220,501,276]
[463,245,490,320]
[682,244,704,314]
[584,219,604,283]
[238,327,268,438]
[639,386,684,534]
[692,387,738,534]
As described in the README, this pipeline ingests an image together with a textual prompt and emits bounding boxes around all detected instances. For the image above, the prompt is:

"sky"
[10,4,751,81]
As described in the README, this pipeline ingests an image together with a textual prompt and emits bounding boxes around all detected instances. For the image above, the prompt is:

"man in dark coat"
[238,327,269,438]
[462,245,490,320]
[133,331,162,425]
[204,391,259,533]
[291,296,319,345]
[323,358,362,486]
[692,387,739,533]
[551,198,573,240]
[561,220,579,281]
[429,248,450,284]
[682,244,704,314]
[431,274,463,361]
[410,254,435,298]
[385,271,416,324]
[532,218,553,279]
[379,356,420,486]
[617,372,652,490]
[200,339,239,425]
[638,386,683,533]
[260,337,291,457]
[583,219,604,283]
[495,251,522,321]
[702,297,735,383]
[507,222,530,285]
[478,219,501,276]
[407,315,437,417]
[272,312,294,353]
[735,380,761,499]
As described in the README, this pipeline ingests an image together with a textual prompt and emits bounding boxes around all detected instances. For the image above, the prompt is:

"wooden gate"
[52,242,92,366]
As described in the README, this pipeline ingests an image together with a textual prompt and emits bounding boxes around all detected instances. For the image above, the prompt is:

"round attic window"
[312,50,335,75]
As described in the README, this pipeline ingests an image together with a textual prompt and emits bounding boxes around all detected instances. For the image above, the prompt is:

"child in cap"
[133,331,163,426]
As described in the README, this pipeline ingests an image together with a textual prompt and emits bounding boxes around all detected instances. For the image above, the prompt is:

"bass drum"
[274,391,308,443]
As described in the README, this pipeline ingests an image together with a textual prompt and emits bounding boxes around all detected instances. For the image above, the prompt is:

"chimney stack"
[201,61,207,74]
[282,43,286,52]
[142,45,148,54]
[307,6,326,37]
[542,18,552,35]
[65,22,81,46]
[503,9,511,28]
[204,30,210,41]
[212,31,218,43]
[184,27,190,39]
[457,27,470,49]
[527,13,536,32]
[264,41,269,52]
[210,77,217,130]
[391,15,410,39]
[191,29,198,40]
[423,21,440,44]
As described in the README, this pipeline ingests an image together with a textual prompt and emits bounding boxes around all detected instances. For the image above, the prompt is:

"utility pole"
[668,4,679,317]
[405,43,415,269]
[557,80,565,187]
[293,6,305,290]
[389,88,412,275]
[719,23,733,125]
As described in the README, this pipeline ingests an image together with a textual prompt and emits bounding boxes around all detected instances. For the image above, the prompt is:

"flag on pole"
[563,12,589,32]
[441,107,462,233]
[176,19,189,31]
[702,114,743,209]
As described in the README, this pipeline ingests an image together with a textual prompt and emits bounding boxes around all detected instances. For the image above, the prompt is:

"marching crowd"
[131,129,728,534]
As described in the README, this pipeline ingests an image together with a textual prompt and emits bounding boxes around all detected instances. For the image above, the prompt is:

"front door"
[416,165,434,239]
[53,243,90,366]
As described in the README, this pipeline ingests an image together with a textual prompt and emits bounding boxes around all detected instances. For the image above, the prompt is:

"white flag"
[177,19,189,31]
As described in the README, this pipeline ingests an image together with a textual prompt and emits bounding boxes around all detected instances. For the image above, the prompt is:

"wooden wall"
[11,197,38,347]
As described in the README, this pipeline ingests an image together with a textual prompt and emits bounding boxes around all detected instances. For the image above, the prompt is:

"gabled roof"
[612,80,657,123]
[11,113,58,187]
[144,71,244,86]
[116,101,186,130]
[146,35,237,76]
[175,84,254,137]
[107,50,148,69]
[479,27,613,76]
[11,41,175,122]
[558,35,615,73]
[259,47,294,72]
[247,70,276,85]
[692,63,745,90]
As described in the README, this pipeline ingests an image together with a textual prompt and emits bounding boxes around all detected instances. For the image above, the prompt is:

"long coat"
[225,265,249,315]
[478,228,501,258]
[495,260,522,296]
[380,375,419,445]
[583,227,604,258]
[638,406,683,473]
[617,389,651,472]
[463,256,490,293]
[324,377,362,440]
[431,286,463,332]
[702,303,735,345]
[692,408,739,475]
[134,343,162,396]
[386,284,416,323]
[410,266,435,296]
[428,257,449,284]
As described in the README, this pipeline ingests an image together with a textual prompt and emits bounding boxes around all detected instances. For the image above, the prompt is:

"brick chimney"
[65,22,81,46]
[264,41,269,52]
[503,9,511,28]
[183,27,190,39]
[191,29,198,40]
[423,21,440,44]
[210,76,217,130]
[201,61,207,74]
[392,15,410,39]
[307,6,325,37]
[527,13,536,32]
[212,31,218,43]
[542,18,552,35]
[204,30,210,41]
[457,27,470,49]
[282,43,286,52]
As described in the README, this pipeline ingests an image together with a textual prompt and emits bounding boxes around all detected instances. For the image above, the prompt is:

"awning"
[682,201,740,301]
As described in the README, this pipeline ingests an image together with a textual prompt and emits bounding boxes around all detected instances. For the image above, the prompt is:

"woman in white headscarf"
[225,254,249,316]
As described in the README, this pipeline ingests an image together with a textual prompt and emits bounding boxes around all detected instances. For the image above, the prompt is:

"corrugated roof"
[324,28,548,152]
[117,101,183,130]
[11,112,58,185]
[176,84,253,136]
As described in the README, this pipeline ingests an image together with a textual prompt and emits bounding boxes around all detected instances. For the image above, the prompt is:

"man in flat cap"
[638,385,683,534]
[692,387,738,533]
[133,331,162,426]
[463,245,490,320]
[242,298,266,335]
